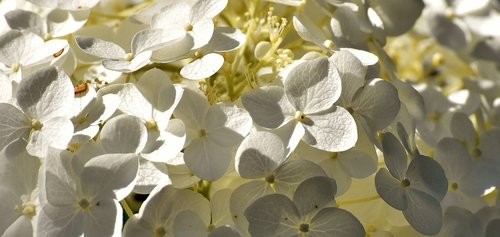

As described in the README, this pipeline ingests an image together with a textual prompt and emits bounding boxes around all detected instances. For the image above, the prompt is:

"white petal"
[329,50,366,103]
[81,153,139,200]
[273,120,306,156]
[151,2,191,29]
[132,28,186,55]
[309,207,365,237]
[74,36,126,60]
[235,131,286,179]
[4,9,46,37]
[339,48,379,66]
[191,0,227,20]
[135,68,183,113]
[338,149,377,179]
[375,168,407,210]
[100,114,148,154]
[274,160,327,194]
[190,19,215,49]
[406,155,448,201]
[17,66,74,119]
[293,15,328,49]
[293,176,337,216]
[46,9,89,37]
[211,189,234,226]
[208,226,241,237]
[184,138,232,181]
[174,88,210,129]
[403,188,443,235]
[241,86,295,129]
[173,211,209,237]
[44,171,78,207]
[151,36,195,63]
[102,51,151,72]
[103,84,152,121]
[302,106,358,152]
[180,53,224,80]
[426,11,469,50]
[134,159,171,194]
[0,72,11,103]
[353,79,400,130]
[0,30,44,66]
[205,27,246,52]
[471,36,500,62]
[381,132,407,180]
[0,103,30,151]
[141,119,186,163]
[83,200,122,237]
[435,138,472,182]
[36,205,83,237]
[369,0,424,36]
[244,194,301,237]
[39,116,74,150]
[285,57,341,113]
[205,103,252,147]
[229,180,274,235]
[2,215,33,237]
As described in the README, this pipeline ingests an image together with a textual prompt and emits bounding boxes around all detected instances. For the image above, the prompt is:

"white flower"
[0,139,40,237]
[177,27,246,80]
[150,0,228,50]
[123,182,210,237]
[375,132,448,235]
[71,86,120,144]
[5,9,88,39]
[245,176,365,237]
[37,151,139,237]
[100,68,185,163]
[0,66,74,158]
[242,57,357,153]
[231,131,328,235]
[174,88,252,181]
[75,28,184,73]
[0,30,67,82]
[435,138,487,212]
[173,189,241,237]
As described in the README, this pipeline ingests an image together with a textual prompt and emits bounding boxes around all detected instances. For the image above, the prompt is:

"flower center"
[207,224,215,232]
[145,120,158,130]
[21,202,37,218]
[12,63,20,73]
[265,174,275,183]
[185,23,194,32]
[155,226,166,237]
[78,198,91,211]
[450,182,458,191]
[299,223,309,233]
[400,179,411,188]
[125,53,134,61]
[31,119,43,130]
[294,111,306,123]
[198,129,207,138]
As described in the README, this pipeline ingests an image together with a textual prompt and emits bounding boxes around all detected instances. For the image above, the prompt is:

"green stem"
[120,200,134,218]
[336,195,381,207]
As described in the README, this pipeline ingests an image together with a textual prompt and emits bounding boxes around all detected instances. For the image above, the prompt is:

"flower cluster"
[0,0,499,236]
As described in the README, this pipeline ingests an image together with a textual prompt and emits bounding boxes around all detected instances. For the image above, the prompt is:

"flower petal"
[17,66,74,120]
[302,106,357,152]
[180,53,224,80]
[244,194,301,237]
[285,57,341,114]
[235,131,286,179]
